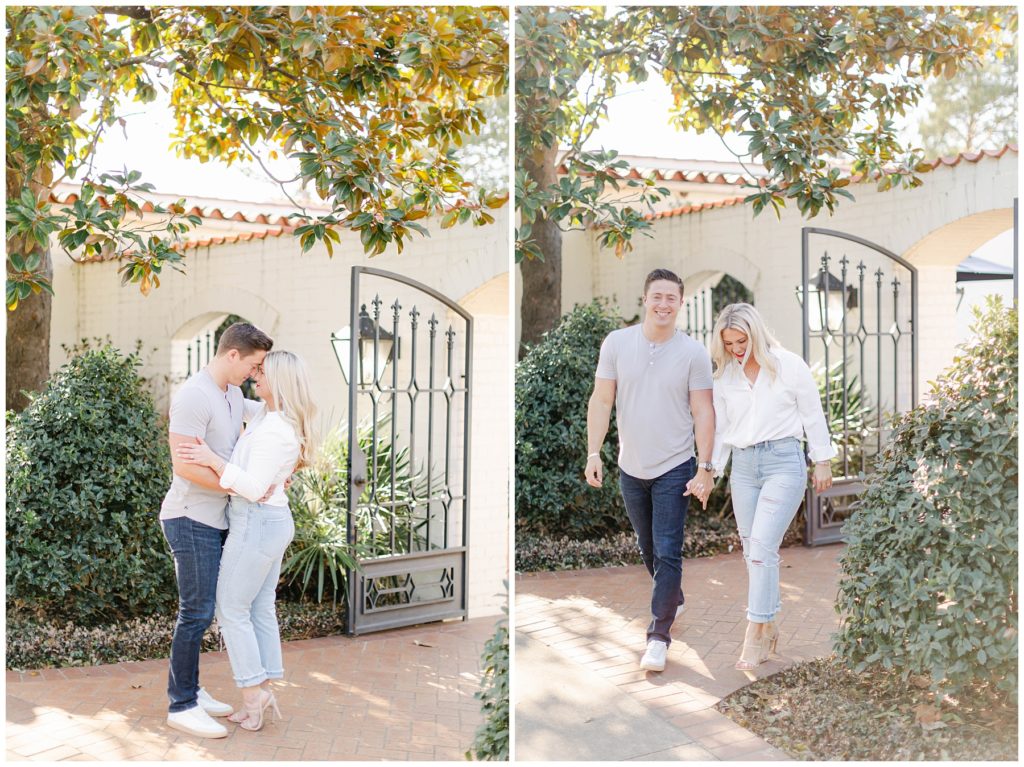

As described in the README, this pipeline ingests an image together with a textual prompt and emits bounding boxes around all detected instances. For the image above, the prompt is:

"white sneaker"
[198,687,234,717]
[676,603,686,618]
[167,705,229,738]
[640,639,668,672]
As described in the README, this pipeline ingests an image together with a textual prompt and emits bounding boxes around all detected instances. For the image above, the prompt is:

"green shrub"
[6,345,176,625]
[467,602,509,761]
[834,297,1018,703]
[516,301,628,539]
[6,601,346,671]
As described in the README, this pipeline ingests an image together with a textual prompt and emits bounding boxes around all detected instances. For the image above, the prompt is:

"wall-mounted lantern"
[331,305,396,386]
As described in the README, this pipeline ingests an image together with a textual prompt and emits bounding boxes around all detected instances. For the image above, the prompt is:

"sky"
[75,88,300,204]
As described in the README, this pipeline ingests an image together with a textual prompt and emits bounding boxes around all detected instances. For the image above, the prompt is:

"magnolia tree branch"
[101,6,153,21]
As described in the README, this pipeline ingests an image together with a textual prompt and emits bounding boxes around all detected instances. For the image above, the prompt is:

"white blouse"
[219,406,300,506]
[711,347,837,474]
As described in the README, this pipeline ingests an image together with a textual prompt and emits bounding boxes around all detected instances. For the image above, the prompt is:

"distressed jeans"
[162,516,228,713]
[216,497,295,688]
[730,437,807,623]
[619,458,695,645]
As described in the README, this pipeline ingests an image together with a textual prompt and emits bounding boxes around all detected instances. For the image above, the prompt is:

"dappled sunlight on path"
[7,618,493,761]
[516,545,843,760]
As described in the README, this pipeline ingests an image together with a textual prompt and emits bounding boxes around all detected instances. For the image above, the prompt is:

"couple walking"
[586,268,835,672]
[159,323,317,738]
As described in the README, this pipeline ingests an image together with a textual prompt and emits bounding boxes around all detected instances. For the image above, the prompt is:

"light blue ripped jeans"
[215,497,295,688]
[729,437,807,623]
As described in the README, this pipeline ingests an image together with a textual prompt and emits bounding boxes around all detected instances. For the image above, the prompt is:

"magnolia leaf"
[24,57,45,76]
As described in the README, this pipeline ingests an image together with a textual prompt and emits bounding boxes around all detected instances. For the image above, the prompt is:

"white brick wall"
[51,207,510,617]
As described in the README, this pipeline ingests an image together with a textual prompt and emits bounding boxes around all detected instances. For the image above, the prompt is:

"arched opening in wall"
[954,228,1015,344]
[170,312,259,398]
[902,207,1014,392]
[679,271,754,347]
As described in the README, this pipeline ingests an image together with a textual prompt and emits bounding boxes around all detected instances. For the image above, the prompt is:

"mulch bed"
[715,656,1018,760]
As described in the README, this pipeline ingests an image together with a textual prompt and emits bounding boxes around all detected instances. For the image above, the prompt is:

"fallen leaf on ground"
[914,703,942,725]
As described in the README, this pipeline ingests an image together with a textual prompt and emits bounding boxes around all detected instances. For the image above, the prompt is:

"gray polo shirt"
[159,369,243,530]
[596,325,714,480]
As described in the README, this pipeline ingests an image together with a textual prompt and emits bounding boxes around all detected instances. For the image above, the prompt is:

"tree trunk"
[518,145,562,356]
[5,246,53,412]
[6,164,53,412]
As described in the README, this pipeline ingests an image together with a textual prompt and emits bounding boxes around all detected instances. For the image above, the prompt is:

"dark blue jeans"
[619,458,695,645]
[162,516,228,713]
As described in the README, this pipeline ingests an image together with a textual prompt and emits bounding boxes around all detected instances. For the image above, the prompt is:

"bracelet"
[587,452,600,459]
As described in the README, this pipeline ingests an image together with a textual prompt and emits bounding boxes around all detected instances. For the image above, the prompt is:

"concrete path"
[515,544,844,761]
[7,617,496,761]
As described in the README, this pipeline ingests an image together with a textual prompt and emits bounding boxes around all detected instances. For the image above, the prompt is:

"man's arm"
[585,377,616,488]
[170,432,224,492]
[686,389,716,508]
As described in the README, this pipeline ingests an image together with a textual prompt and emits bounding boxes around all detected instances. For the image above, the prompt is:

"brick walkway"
[6,617,497,761]
[516,544,844,761]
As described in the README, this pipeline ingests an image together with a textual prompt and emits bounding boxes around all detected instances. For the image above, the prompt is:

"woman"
[708,304,835,670]
[177,350,317,730]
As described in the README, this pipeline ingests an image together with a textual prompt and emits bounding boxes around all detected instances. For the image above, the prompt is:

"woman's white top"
[711,346,837,474]
[219,403,300,506]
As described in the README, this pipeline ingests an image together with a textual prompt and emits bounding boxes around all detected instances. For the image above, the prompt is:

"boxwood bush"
[834,297,1018,703]
[6,345,176,626]
[516,300,629,539]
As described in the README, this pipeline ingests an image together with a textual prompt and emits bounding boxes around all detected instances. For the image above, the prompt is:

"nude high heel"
[238,689,281,732]
[735,621,776,670]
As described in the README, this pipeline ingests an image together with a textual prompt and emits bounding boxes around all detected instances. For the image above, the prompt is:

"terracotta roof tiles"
[644,144,1017,223]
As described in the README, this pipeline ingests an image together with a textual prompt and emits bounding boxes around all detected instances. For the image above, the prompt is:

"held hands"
[813,462,833,493]
[684,470,714,509]
[176,437,220,470]
[584,454,603,488]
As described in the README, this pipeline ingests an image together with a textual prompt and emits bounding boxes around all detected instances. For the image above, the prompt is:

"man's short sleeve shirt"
[596,325,713,479]
[159,369,244,529]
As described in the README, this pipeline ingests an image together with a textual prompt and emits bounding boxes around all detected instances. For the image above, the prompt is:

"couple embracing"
[159,323,317,738]
[586,268,835,673]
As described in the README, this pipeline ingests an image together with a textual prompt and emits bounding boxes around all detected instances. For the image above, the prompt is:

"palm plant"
[282,412,441,604]
[811,359,877,478]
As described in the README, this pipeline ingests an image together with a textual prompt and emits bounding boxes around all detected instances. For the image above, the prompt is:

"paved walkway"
[7,617,496,761]
[515,544,844,761]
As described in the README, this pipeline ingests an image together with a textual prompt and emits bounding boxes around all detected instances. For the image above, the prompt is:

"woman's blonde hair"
[710,303,781,380]
[262,350,318,470]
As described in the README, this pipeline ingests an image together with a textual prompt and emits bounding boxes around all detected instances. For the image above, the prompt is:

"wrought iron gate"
[345,266,472,634]
[801,228,918,545]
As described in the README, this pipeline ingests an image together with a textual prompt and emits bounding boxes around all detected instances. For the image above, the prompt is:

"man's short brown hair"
[216,322,274,356]
[643,268,684,297]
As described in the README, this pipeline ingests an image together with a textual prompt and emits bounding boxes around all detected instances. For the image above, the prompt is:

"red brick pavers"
[6,617,496,761]
[516,544,844,760]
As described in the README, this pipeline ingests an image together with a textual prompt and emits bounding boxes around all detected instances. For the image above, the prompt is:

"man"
[160,322,274,738]
[585,268,715,672]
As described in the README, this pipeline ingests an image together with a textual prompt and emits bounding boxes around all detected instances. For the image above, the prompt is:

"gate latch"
[351,447,369,491]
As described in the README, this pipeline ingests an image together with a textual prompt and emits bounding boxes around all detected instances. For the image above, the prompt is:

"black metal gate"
[345,266,472,634]
[801,228,918,545]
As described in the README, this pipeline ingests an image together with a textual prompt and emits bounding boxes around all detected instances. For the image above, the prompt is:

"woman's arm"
[710,383,731,476]
[219,427,299,503]
[792,359,838,463]
[792,357,836,492]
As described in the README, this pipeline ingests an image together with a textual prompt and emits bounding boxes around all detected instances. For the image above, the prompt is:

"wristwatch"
[698,461,714,472]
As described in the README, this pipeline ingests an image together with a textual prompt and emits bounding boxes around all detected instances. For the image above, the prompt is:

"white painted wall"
[51,207,510,618]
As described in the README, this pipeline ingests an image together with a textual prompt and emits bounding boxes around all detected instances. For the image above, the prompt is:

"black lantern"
[796,270,858,332]
[331,305,396,386]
